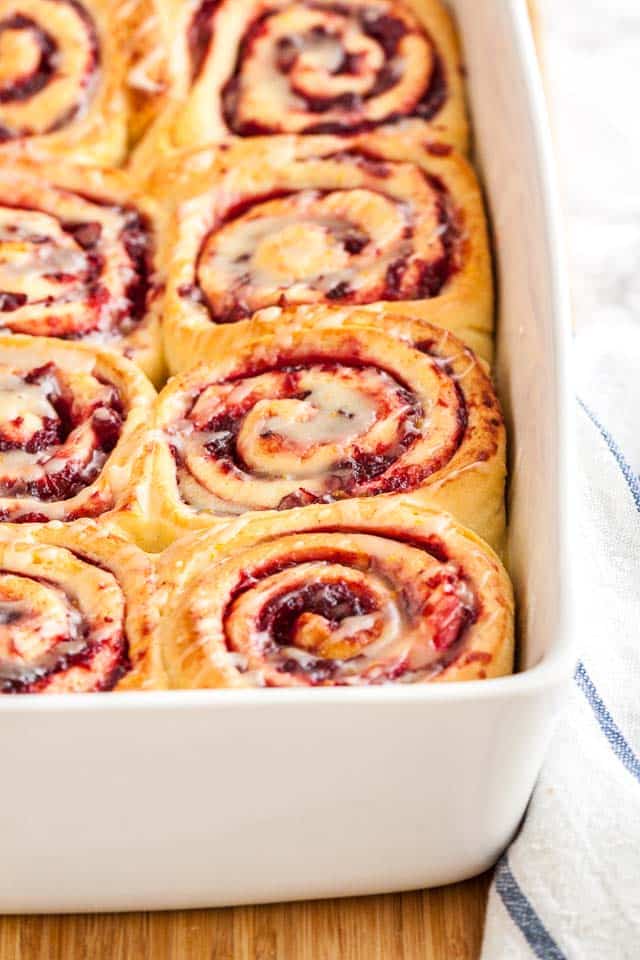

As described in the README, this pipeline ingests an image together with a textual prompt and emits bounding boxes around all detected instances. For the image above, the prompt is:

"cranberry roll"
[0,520,165,693]
[0,335,155,525]
[158,134,492,373]
[135,0,467,163]
[0,0,130,165]
[0,159,165,383]
[148,308,505,552]
[157,499,513,688]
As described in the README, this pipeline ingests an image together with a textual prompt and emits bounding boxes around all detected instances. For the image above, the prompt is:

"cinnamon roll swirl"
[149,308,505,552]
[157,499,514,688]
[0,335,155,523]
[0,0,130,164]
[0,519,165,693]
[158,134,492,372]
[0,159,165,383]
[135,0,467,161]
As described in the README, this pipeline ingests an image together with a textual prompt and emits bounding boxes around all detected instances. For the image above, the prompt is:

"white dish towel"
[481,322,640,958]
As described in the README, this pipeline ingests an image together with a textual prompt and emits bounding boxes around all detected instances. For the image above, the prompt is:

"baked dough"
[0,519,165,692]
[133,0,468,164]
[0,0,130,165]
[156,133,493,373]
[0,335,155,524]
[0,158,165,383]
[157,498,514,688]
[147,308,505,552]
[120,0,170,145]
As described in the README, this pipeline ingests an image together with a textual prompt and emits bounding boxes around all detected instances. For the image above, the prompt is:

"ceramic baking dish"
[0,0,574,912]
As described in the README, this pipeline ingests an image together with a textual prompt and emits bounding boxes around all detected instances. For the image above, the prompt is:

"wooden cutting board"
[0,5,541,958]
[0,873,491,960]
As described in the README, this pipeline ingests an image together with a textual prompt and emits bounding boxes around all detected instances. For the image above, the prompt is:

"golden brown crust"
[154,134,492,373]
[132,0,468,167]
[0,159,166,384]
[0,335,156,525]
[145,307,505,552]
[107,428,159,552]
[157,498,513,688]
[0,0,130,166]
[0,519,166,692]
[119,0,171,146]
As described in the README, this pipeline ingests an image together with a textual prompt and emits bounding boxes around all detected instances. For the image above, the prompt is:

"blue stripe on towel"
[574,661,640,784]
[574,401,640,782]
[578,398,640,511]
[494,854,566,959]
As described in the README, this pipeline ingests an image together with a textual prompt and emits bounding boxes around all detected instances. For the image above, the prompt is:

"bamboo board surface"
[0,874,491,960]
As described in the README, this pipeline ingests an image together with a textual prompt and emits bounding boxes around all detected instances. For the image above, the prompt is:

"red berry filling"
[188,162,460,323]
[191,0,449,136]
[0,362,124,514]
[169,351,467,514]
[0,0,99,141]
[0,566,130,694]
[221,533,477,685]
[0,198,154,340]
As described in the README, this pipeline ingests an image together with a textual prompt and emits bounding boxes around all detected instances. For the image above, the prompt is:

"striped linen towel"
[481,322,640,958]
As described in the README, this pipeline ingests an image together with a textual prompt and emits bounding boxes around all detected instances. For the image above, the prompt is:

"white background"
[540,0,640,466]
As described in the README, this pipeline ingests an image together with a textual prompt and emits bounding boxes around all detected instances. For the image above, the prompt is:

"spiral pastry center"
[0,0,99,142]
[190,531,476,686]
[0,572,85,686]
[194,161,455,321]
[229,562,400,665]
[168,352,465,516]
[0,547,128,694]
[0,15,55,100]
[0,361,123,516]
[0,190,152,340]
[216,0,446,135]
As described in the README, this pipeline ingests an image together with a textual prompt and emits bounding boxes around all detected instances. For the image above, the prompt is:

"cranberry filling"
[381,177,458,300]
[192,167,459,321]
[328,148,392,178]
[0,417,61,454]
[219,2,448,136]
[0,0,100,141]
[257,580,375,645]
[412,51,446,122]
[429,589,473,651]
[0,200,154,334]
[0,292,28,311]
[222,539,477,683]
[0,624,130,693]
[0,568,130,694]
[0,15,57,105]
[188,0,219,81]
[120,209,154,326]
[62,220,102,249]
[0,603,23,625]
[0,363,124,509]
[225,556,381,681]
[176,361,433,498]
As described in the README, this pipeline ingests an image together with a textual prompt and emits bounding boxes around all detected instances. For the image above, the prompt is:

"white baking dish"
[0,0,574,912]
